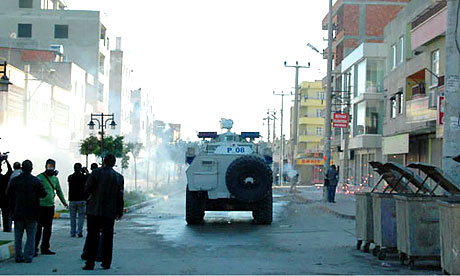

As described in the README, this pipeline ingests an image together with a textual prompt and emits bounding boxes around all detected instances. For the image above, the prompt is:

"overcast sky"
[68,0,328,141]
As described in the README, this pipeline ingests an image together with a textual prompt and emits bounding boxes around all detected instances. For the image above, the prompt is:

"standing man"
[35,159,68,255]
[8,160,47,263]
[0,158,13,232]
[9,162,22,182]
[68,163,87,238]
[83,154,124,270]
[326,165,339,203]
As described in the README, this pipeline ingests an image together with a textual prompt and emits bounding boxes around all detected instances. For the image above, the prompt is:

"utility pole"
[323,0,334,200]
[273,91,293,186]
[272,111,277,144]
[263,109,272,143]
[343,73,352,185]
[442,0,460,183]
[284,61,310,168]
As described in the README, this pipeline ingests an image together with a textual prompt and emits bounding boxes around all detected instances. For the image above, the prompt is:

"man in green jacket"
[35,159,68,255]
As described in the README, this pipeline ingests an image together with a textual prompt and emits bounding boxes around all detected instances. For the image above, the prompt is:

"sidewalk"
[279,185,356,219]
[0,231,14,262]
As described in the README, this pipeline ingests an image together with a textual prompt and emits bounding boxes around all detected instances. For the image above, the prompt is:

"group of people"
[0,154,124,270]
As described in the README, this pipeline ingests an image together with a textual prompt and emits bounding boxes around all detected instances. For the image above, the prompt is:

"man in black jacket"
[68,163,87,237]
[0,159,13,232]
[82,154,124,270]
[8,160,47,263]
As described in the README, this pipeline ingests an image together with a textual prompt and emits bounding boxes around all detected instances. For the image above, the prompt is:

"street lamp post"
[88,113,117,158]
[0,62,13,92]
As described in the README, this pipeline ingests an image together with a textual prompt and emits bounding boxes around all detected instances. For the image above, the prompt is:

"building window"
[54,25,68,39]
[316,109,323,118]
[390,98,397,119]
[99,53,105,75]
[391,44,397,69]
[355,100,383,135]
[18,24,32,38]
[397,92,404,115]
[366,59,385,93]
[98,83,104,102]
[317,91,325,100]
[316,127,323,136]
[431,49,440,86]
[19,0,33,8]
[399,37,404,64]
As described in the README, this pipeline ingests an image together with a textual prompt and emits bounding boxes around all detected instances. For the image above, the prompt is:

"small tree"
[80,135,99,167]
[101,135,125,158]
[121,151,130,174]
[80,135,126,167]
[126,142,143,190]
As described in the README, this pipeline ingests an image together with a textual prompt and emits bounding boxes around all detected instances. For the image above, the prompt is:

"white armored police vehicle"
[185,119,273,225]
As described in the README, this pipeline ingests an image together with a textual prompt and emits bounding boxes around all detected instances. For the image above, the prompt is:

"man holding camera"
[35,159,68,255]
[68,163,88,238]
[0,158,13,232]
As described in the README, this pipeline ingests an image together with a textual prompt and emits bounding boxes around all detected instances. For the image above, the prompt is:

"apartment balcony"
[411,2,447,51]
[299,117,324,125]
[406,96,436,123]
[301,99,325,107]
[299,135,323,143]
[349,134,382,150]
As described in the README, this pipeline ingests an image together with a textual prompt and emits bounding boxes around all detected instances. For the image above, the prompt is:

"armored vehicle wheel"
[186,186,204,225]
[252,190,273,224]
[226,156,273,203]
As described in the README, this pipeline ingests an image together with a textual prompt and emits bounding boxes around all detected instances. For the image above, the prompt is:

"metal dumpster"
[355,162,413,254]
[438,199,460,275]
[372,193,397,260]
[369,162,417,260]
[394,163,460,269]
[355,192,374,252]
[384,162,431,194]
[394,194,444,268]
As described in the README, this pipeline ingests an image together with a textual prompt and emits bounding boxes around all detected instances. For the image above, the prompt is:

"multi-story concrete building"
[320,0,409,186]
[109,37,134,138]
[0,47,88,151]
[340,43,386,186]
[295,80,326,184]
[383,0,447,169]
[0,0,111,113]
[322,0,409,69]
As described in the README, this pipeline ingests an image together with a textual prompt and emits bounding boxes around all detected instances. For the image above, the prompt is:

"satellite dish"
[10,32,17,39]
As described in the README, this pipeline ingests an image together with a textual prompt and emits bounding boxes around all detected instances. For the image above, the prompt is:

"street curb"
[53,198,160,219]
[318,204,356,220]
[277,187,356,219]
[124,198,160,214]
[0,241,14,262]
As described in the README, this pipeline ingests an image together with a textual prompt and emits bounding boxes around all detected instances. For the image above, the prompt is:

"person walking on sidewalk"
[35,159,68,255]
[0,159,13,232]
[8,160,47,263]
[326,165,339,203]
[68,163,88,238]
[82,154,124,270]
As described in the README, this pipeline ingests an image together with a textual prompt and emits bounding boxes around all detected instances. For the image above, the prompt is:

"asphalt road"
[0,189,439,275]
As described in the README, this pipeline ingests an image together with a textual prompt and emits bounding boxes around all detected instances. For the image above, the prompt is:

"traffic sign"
[333,113,349,128]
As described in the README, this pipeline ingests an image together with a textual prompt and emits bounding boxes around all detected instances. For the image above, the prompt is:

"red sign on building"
[333,113,349,128]
[438,96,445,125]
